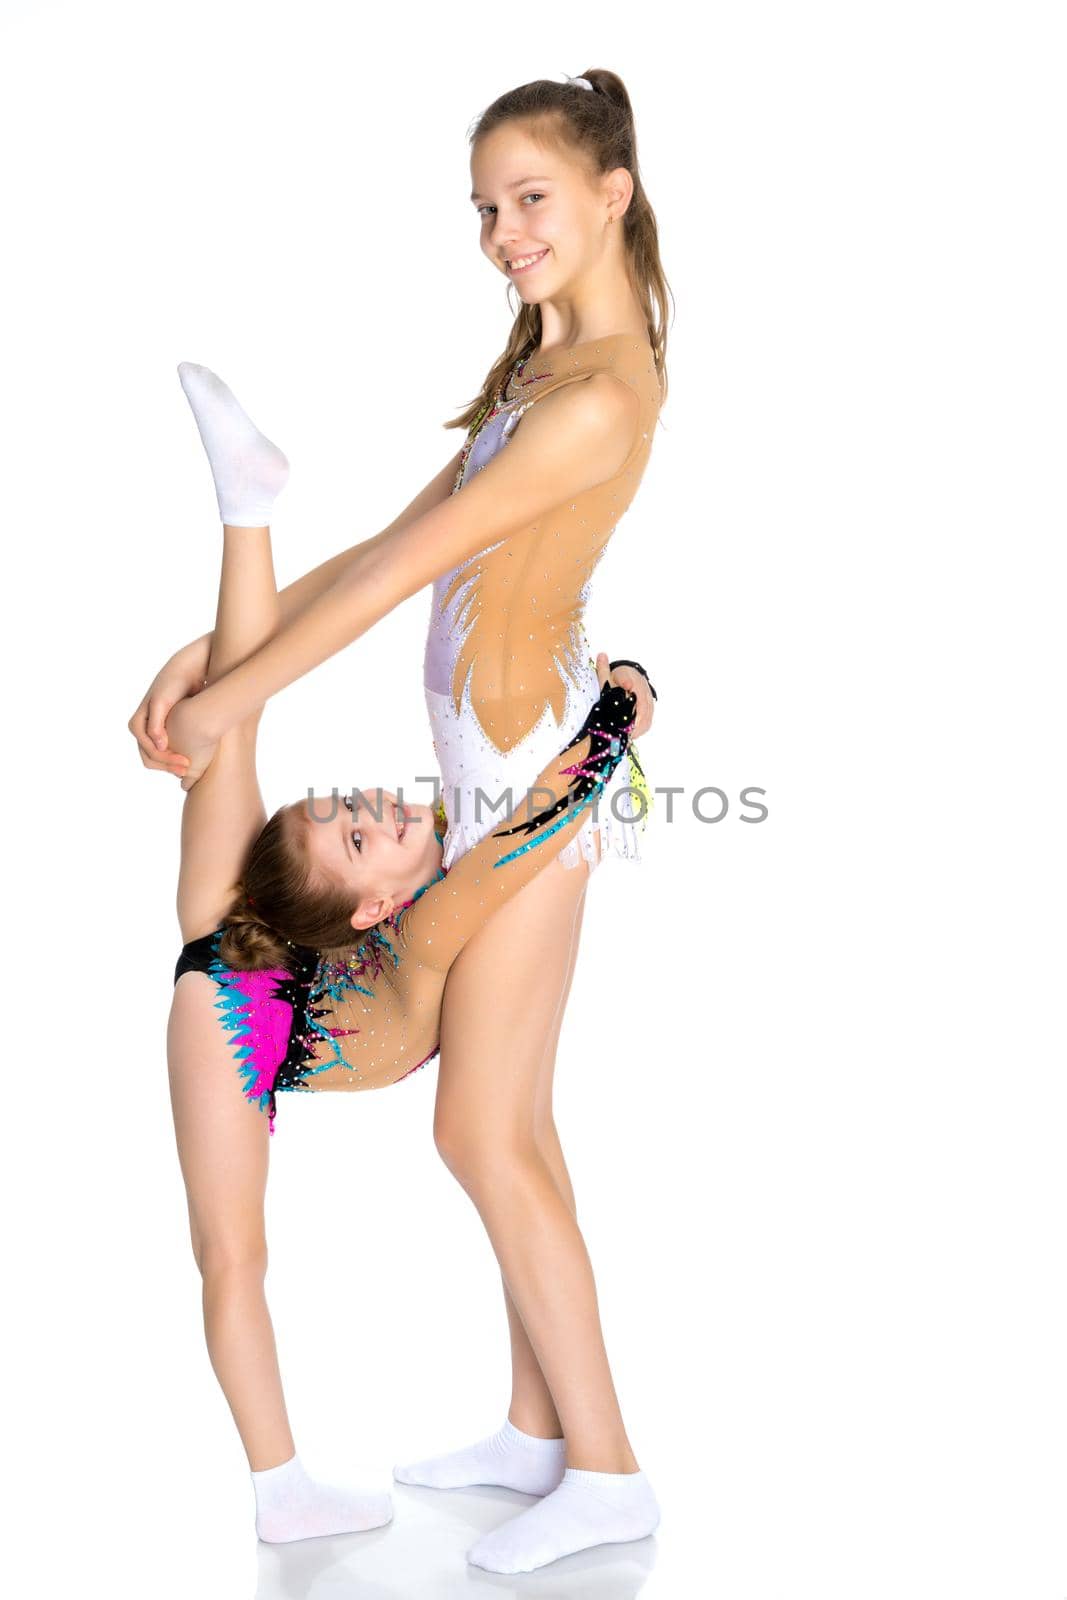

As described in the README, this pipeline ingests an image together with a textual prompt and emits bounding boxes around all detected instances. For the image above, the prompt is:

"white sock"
[250,1451,393,1543]
[466,1466,660,1574]
[393,1417,566,1496]
[177,361,290,527]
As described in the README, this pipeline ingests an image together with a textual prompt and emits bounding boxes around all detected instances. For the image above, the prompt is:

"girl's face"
[299,789,443,930]
[470,124,605,300]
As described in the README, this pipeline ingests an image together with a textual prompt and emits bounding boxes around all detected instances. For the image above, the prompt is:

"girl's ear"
[351,902,385,934]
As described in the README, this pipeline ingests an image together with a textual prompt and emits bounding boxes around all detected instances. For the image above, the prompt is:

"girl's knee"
[433,1118,539,1192]
[432,1114,476,1180]
[433,1098,501,1172]
[195,1233,269,1281]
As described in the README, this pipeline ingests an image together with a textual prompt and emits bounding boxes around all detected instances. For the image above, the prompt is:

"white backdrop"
[3,4,1064,1597]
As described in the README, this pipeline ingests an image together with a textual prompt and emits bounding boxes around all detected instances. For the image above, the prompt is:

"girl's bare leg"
[169,970,290,1470]
[397,889,587,1495]
[433,855,640,1475]
[168,524,293,1471]
[499,884,588,1439]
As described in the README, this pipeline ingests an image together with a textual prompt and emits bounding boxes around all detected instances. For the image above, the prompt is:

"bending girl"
[157,376,639,1544]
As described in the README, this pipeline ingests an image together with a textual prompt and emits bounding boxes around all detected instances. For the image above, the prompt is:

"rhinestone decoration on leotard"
[204,931,323,1135]
[450,353,533,494]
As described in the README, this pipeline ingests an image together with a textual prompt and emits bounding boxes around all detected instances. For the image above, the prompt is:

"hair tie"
[565,75,594,91]
[244,890,294,948]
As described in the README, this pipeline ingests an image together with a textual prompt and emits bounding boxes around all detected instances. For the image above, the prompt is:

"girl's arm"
[176,726,268,942]
[406,669,637,970]
[169,376,640,747]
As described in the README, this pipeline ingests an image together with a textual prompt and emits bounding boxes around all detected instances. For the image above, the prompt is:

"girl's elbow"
[360,538,441,608]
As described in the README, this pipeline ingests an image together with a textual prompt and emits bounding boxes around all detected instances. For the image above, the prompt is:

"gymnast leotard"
[424,330,663,871]
[173,682,636,1135]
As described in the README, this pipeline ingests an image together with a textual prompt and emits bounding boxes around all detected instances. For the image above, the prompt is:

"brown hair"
[444,68,674,436]
[215,801,369,971]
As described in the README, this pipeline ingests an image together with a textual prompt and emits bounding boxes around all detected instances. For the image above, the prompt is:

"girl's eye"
[477,193,543,218]
[342,794,362,850]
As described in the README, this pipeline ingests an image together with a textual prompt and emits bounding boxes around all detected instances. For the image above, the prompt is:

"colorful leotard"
[424,331,662,870]
[173,682,637,1134]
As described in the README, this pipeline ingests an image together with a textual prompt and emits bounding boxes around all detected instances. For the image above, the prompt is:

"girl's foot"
[393,1417,566,1496]
[251,1452,393,1543]
[466,1466,660,1573]
[177,361,290,528]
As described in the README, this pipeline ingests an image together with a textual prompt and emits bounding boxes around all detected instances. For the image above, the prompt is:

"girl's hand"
[128,634,211,778]
[596,653,655,738]
[164,696,219,792]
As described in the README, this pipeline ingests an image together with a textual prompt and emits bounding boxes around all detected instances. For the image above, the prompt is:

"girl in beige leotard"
[423,329,661,873]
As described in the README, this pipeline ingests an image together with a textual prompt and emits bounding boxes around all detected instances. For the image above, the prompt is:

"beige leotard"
[426,331,662,754]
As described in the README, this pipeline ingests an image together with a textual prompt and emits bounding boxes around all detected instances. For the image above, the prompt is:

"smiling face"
[470,121,630,304]
[297,788,443,932]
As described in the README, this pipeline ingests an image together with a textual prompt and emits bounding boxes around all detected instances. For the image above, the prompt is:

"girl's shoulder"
[504,330,660,415]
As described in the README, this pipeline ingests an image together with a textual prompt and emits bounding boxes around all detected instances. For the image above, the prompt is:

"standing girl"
[399,70,672,1577]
